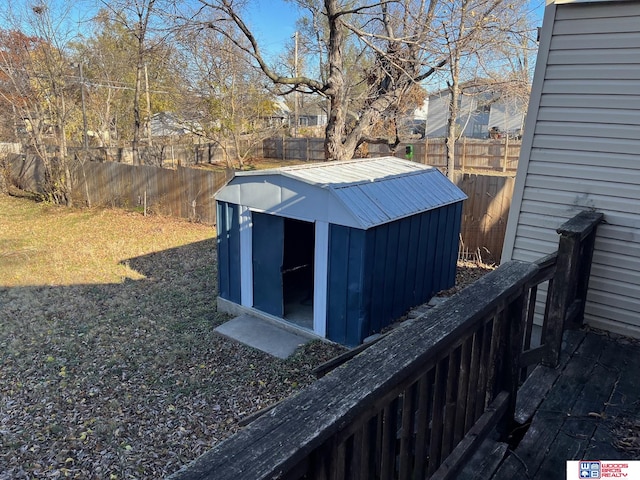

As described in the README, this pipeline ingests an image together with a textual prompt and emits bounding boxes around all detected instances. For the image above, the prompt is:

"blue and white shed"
[216,157,466,346]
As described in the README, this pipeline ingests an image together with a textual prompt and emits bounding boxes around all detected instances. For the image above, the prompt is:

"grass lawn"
[0,195,345,479]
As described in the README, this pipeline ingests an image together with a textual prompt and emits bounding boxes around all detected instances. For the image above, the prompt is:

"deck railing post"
[570,224,600,329]
[543,211,603,367]
[543,233,580,367]
[503,286,529,429]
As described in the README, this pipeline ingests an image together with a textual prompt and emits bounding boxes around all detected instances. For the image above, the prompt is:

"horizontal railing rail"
[168,210,603,480]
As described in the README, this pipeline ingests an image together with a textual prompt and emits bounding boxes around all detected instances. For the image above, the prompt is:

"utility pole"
[293,31,298,138]
[144,63,153,146]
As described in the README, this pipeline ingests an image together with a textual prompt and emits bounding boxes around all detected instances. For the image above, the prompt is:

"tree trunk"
[58,91,73,207]
[133,58,143,166]
[445,81,459,180]
[445,40,462,181]
[323,0,349,161]
[324,97,349,161]
[0,158,7,195]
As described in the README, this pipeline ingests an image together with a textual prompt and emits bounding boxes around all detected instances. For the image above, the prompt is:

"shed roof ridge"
[328,167,437,190]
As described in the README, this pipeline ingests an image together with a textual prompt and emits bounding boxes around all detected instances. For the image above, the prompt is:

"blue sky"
[0,0,546,69]
[243,0,546,60]
[245,0,302,60]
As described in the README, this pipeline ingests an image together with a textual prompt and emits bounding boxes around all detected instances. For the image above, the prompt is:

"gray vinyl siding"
[503,0,640,337]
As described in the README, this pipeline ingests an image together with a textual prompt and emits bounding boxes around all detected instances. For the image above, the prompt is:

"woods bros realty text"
[567,461,640,478]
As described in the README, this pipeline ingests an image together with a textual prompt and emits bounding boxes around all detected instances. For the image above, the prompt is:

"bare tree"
[439,0,535,179]
[0,2,78,205]
[98,0,176,164]
[70,9,183,152]
[176,28,286,168]
[184,0,532,162]
[183,1,442,160]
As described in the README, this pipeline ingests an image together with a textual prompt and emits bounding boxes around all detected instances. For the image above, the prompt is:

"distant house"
[264,99,290,128]
[295,104,327,128]
[149,112,202,138]
[413,84,527,139]
[502,0,640,338]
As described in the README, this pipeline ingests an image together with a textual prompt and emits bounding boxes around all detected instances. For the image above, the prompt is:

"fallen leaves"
[0,199,346,479]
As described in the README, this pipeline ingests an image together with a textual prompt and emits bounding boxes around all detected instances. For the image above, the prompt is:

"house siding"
[502,0,640,337]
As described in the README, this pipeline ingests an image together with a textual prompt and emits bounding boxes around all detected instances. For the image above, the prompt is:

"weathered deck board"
[534,338,620,478]
[490,332,639,480]
[514,329,586,424]
[459,440,509,480]
[586,340,640,460]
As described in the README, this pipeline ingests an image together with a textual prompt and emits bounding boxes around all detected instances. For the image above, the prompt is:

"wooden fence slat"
[464,327,483,433]
[380,399,399,480]
[441,348,461,459]
[474,319,494,421]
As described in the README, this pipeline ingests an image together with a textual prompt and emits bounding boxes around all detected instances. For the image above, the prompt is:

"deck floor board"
[490,331,640,480]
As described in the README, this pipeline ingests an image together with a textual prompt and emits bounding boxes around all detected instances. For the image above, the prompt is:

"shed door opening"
[282,218,315,330]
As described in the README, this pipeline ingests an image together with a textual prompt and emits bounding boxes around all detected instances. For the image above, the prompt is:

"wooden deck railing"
[168,211,603,480]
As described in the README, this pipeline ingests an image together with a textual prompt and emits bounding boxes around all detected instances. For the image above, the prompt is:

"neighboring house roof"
[215,157,467,229]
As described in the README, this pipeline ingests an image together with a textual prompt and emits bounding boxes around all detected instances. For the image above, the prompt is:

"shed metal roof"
[216,157,467,229]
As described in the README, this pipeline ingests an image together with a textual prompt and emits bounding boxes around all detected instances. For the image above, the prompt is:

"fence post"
[568,213,603,329]
[502,136,509,172]
[462,138,467,172]
[423,138,429,165]
[282,136,286,162]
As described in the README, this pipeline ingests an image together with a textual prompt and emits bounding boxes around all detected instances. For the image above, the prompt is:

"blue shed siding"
[326,202,462,346]
[326,226,368,345]
[216,201,241,304]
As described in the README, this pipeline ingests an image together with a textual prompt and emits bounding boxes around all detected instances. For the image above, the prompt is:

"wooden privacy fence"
[9,156,231,225]
[455,173,515,264]
[263,137,326,161]
[75,162,230,224]
[168,211,603,480]
[261,137,521,171]
[370,138,521,172]
[9,155,513,258]
[0,143,21,155]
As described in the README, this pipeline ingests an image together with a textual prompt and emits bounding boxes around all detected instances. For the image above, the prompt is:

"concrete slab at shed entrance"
[214,314,311,359]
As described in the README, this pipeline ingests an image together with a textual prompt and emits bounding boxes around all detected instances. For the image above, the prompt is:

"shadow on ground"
[0,238,344,479]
